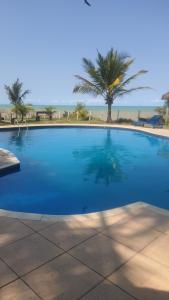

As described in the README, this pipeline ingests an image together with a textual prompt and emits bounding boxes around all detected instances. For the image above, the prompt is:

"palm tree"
[45,106,56,120]
[5,78,30,119]
[73,102,89,120]
[73,48,148,123]
[162,92,169,124]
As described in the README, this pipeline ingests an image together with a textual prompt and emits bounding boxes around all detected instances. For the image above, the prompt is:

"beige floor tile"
[73,212,129,231]
[0,259,17,288]
[40,221,97,250]
[0,279,39,300]
[141,233,169,267]
[69,233,135,276]
[109,253,169,300]
[23,253,102,300]
[81,280,135,299]
[0,216,16,223]
[0,218,33,248]
[0,233,63,276]
[102,217,160,251]
[165,228,169,235]
[127,206,169,233]
[21,219,55,231]
[150,219,169,233]
[96,213,131,231]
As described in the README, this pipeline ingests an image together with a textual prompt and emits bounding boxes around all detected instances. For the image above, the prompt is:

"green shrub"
[72,102,89,120]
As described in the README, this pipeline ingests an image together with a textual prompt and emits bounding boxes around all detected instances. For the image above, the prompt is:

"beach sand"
[0,105,157,121]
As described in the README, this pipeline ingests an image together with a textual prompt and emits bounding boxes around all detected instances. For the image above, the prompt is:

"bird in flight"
[84,0,91,6]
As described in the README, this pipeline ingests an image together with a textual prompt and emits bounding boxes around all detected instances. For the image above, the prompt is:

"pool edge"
[0,123,169,139]
[0,202,168,221]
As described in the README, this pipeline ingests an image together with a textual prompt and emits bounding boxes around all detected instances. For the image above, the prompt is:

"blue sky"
[0,0,168,106]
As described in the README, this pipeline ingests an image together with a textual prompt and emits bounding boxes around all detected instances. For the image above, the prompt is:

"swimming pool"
[0,127,169,214]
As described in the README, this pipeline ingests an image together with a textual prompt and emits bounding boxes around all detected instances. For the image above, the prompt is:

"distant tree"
[5,78,30,119]
[161,92,169,124]
[73,102,89,120]
[73,48,148,123]
[12,103,32,122]
[45,106,56,120]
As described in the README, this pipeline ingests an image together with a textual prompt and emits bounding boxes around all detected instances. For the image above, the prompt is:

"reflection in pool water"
[73,130,126,185]
[0,127,169,214]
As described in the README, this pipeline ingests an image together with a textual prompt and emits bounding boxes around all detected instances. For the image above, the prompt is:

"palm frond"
[116,86,150,98]
[73,75,103,96]
[4,79,30,105]
[4,85,16,103]
[120,70,148,87]
[82,58,106,90]
[21,89,31,100]
[73,83,100,97]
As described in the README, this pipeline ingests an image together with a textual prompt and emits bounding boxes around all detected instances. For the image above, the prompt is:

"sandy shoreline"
[0,106,157,121]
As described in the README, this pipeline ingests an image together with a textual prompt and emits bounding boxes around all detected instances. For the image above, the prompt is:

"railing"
[14,119,29,137]
[14,119,20,136]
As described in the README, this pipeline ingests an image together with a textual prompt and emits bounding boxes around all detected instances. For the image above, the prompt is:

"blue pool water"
[0,127,169,214]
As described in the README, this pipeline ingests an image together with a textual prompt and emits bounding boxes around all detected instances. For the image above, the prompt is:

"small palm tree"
[73,48,148,123]
[73,102,89,120]
[11,103,33,122]
[45,106,56,120]
[5,78,30,119]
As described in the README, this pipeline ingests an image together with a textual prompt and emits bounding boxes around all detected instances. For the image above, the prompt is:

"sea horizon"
[0,103,161,109]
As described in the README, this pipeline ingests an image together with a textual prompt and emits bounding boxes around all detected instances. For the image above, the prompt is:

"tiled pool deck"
[0,125,169,299]
[0,202,169,300]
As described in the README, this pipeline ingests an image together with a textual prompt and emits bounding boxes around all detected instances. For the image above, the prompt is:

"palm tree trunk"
[107,102,112,123]
[165,101,169,125]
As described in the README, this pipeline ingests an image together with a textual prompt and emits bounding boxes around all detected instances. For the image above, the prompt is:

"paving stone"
[0,279,39,300]
[0,259,17,288]
[130,206,169,233]
[71,212,129,231]
[23,253,102,300]
[21,219,55,231]
[0,218,33,248]
[40,221,97,250]
[109,253,169,300]
[69,233,136,276]
[0,233,63,276]
[101,217,160,251]
[141,233,169,267]
[81,280,135,300]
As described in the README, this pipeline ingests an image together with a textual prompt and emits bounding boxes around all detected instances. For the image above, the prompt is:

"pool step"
[0,148,20,175]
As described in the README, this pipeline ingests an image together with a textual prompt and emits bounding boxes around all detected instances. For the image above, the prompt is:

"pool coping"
[0,123,169,139]
[0,202,169,221]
